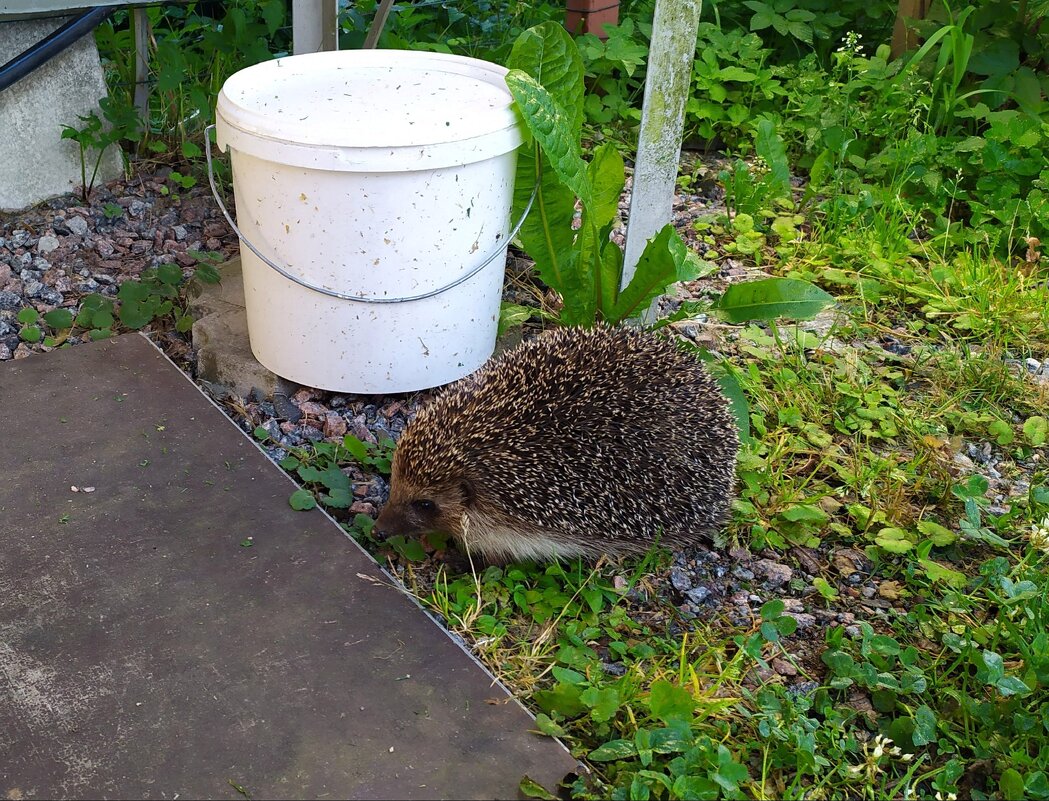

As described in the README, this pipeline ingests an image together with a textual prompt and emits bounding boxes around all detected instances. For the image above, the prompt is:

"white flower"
[1030,517,1049,553]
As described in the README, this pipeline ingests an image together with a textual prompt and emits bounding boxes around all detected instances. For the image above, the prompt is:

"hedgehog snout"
[374,496,443,541]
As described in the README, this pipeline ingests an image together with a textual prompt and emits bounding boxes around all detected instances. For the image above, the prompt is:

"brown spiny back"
[387,325,739,557]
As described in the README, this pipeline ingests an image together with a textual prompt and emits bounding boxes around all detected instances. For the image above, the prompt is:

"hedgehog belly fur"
[459,512,595,563]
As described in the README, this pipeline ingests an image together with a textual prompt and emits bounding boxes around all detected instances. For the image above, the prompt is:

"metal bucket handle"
[204,123,536,304]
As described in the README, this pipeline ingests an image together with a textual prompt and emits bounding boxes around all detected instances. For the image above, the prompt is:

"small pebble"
[1025,357,1042,374]
[67,215,89,236]
[37,235,59,253]
[686,586,711,604]
[754,559,793,587]
[967,441,993,465]
[669,567,692,592]
[273,394,302,423]
[784,612,817,630]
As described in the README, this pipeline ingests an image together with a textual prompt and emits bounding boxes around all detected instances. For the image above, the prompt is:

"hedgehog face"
[374,473,473,542]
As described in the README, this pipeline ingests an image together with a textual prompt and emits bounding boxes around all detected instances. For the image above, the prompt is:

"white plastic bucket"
[212,50,523,393]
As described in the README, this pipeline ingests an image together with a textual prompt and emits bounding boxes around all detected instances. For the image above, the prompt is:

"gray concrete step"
[0,333,575,799]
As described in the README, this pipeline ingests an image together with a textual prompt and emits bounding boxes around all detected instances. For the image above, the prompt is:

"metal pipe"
[0,7,113,93]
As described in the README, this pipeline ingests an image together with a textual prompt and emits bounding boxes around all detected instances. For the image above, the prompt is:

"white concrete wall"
[0,16,124,211]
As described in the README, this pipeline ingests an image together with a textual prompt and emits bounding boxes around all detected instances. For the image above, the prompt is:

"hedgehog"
[373,324,739,563]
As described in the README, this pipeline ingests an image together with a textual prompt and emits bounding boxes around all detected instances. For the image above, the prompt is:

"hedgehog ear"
[459,478,476,507]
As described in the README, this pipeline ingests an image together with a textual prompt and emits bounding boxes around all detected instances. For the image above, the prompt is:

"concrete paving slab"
[0,334,576,799]
[0,15,124,211]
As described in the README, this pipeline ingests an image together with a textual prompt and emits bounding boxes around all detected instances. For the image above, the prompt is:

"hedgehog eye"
[412,499,437,513]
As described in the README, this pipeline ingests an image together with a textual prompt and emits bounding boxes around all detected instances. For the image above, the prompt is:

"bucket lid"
[216,50,523,172]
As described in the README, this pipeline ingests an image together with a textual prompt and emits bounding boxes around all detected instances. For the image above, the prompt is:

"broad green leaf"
[505,70,591,208]
[19,325,41,343]
[518,776,557,801]
[781,504,828,524]
[119,299,156,330]
[647,680,695,723]
[808,148,832,189]
[588,143,625,229]
[118,280,151,303]
[581,586,605,613]
[1024,416,1047,446]
[672,776,719,800]
[156,263,183,286]
[598,238,624,322]
[912,705,937,746]
[512,145,578,296]
[289,489,316,511]
[917,520,958,545]
[341,435,371,464]
[588,738,637,762]
[533,682,585,718]
[506,22,584,139]
[389,536,426,562]
[498,303,535,336]
[787,20,813,44]
[714,745,750,792]
[1000,768,1026,801]
[761,599,785,620]
[988,419,1014,446]
[551,666,587,685]
[580,686,620,722]
[714,277,834,323]
[996,675,1031,697]
[195,263,221,284]
[42,308,73,329]
[709,360,751,443]
[318,465,351,493]
[716,66,758,82]
[981,650,1005,683]
[532,713,567,738]
[91,309,115,329]
[504,25,586,302]
[16,307,38,325]
[556,249,596,326]
[875,527,915,553]
[755,118,791,197]
[610,225,697,323]
[812,577,838,599]
[320,488,354,509]
[920,559,968,588]
[260,0,284,35]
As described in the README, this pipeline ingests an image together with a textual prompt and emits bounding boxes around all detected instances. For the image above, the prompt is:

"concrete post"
[621,0,701,291]
[293,0,338,54]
